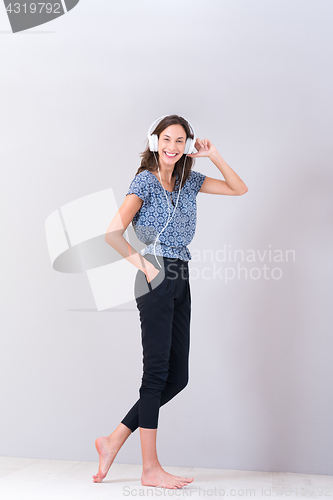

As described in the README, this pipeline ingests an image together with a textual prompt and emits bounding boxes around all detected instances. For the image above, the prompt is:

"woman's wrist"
[140,256,154,277]
[208,148,220,161]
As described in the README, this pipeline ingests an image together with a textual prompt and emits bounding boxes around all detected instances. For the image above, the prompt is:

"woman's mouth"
[164,151,178,158]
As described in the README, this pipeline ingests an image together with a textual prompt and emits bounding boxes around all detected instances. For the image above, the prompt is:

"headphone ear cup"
[184,137,195,155]
[183,138,189,155]
[149,134,158,152]
[152,134,158,152]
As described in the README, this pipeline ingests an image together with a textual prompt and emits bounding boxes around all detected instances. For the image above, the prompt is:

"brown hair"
[134,114,196,191]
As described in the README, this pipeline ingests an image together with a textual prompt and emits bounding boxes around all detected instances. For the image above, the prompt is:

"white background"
[0,0,332,474]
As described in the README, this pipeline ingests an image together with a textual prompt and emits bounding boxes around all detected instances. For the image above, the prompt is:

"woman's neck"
[154,166,175,184]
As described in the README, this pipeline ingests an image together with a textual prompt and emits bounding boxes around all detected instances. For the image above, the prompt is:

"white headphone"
[148,115,197,155]
[147,115,197,269]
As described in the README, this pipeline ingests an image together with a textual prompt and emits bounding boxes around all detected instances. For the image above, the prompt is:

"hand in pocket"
[145,265,160,284]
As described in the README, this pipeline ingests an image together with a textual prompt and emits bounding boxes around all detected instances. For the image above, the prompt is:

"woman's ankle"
[108,424,132,446]
[142,462,162,474]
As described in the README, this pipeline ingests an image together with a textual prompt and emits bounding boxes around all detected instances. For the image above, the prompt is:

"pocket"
[149,269,161,284]
[145,268,165,292]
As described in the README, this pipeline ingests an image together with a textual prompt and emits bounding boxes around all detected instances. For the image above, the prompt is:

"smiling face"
[157,124,187,167]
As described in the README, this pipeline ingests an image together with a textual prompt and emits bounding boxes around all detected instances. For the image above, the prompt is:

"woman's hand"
[145,265,160,284]
[187,138,217,158]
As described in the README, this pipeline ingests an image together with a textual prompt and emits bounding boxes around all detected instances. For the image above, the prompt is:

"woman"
[93,115,248,489]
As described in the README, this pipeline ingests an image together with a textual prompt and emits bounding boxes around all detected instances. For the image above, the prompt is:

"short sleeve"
[190,170,206,196]
[126,172,149,203]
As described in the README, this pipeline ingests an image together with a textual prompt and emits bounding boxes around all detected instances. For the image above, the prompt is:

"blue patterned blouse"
[126,168,206,261]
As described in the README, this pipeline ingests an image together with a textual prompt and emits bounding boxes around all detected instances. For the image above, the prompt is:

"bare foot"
[92,435,121,483]
[141,465,194,489]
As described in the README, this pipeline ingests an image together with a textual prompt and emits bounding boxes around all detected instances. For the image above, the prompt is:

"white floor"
[0,456,332,499]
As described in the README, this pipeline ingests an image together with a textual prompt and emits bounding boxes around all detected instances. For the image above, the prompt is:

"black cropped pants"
[121,253,191,431]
